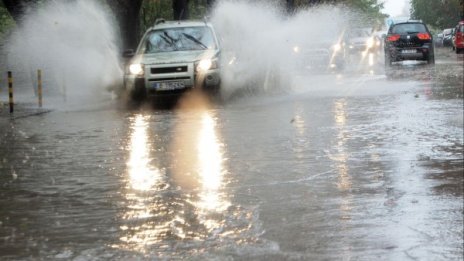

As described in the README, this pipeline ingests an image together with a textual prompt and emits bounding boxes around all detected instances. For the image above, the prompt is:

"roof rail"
[155,18,166,25]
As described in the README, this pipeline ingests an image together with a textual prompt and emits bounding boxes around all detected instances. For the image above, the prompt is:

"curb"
[0,102,53,120]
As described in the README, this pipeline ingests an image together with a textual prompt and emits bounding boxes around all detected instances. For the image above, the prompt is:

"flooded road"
[0,51,463,260]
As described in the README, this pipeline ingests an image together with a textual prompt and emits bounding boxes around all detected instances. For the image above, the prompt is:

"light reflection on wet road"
[0,53,462,260]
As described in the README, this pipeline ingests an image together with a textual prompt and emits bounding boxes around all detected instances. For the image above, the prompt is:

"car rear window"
[459,25,464,33]
[391,23,427,34]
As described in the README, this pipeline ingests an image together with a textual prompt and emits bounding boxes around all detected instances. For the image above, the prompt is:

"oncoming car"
[347,28,381,54]
[384,21,434,66]
[291,35,348,72]
[123,19,221,101]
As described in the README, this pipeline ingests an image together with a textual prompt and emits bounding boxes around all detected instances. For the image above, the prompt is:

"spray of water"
[210,1,362,99]
[4,0,122,105]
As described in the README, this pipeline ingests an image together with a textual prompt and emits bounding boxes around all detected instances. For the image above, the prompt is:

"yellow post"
[8,71,13,113]
[38,69,43,108]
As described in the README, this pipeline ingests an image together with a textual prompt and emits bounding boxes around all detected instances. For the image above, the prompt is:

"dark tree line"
[411,0,463,29]
[2,0,34,21]
[109,0,143,53]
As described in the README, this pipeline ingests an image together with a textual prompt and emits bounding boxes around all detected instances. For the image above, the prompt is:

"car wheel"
[132,88,146,102]
[130,80,147,102]
[427,54,435,65]
[203,84,220,96]
[384,54,392,67]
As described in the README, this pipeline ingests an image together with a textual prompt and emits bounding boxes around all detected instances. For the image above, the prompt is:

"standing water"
[0,0,462,260]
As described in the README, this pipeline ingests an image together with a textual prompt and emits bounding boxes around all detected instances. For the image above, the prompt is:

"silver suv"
[123,19,221,100]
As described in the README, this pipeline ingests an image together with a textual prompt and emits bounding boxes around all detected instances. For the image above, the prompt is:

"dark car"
[384,21,435,66]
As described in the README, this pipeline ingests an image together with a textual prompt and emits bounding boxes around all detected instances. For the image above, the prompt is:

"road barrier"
[2,70,46,114]
[8,71,13,113]
[38,70,43,108]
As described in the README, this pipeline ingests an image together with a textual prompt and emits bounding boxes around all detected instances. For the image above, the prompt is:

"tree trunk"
[206,0,216,12]
[286,0,294,14]
[172,0,189,20]
[108,0,143,51]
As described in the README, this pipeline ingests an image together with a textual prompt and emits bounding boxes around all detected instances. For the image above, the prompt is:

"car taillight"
[417,33,431,40]
[387,34,400,41]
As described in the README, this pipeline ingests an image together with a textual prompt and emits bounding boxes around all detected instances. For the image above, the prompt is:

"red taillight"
[387,34,400,41]
[417,33,431,40]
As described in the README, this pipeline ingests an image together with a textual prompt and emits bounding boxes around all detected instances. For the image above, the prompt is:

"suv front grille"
[149,76,190,81]
[151,66,188,74]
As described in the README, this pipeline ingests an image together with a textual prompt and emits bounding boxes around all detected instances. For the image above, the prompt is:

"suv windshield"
[391,23,427,34]
[141,26,216,53]
[351,29,371,37]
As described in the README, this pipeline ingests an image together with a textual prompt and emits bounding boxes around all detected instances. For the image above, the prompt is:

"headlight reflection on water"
[333,99,351,190]
[127,114,161,191]
[171,107,230,214]
[117,101,232,254]
[118,114,166,252]
[170,91,232,237]
[196,112,230,212]
[332,99,353,260]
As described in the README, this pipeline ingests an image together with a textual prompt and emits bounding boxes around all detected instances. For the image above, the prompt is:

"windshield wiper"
[163,31,176,43]
[160,35,172,45]
[182,33,208,49]
[160,31,178,50]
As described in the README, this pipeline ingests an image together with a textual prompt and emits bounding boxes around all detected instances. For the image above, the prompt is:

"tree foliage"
[0,3,14,39]
[411,0,462,29]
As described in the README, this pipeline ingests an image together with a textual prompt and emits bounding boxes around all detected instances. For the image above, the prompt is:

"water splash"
[210,1,350,99]
[4,0,122,104]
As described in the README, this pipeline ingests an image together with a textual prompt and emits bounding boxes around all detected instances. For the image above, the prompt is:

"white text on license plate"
[402,49,417,54]
[152,81,185,90]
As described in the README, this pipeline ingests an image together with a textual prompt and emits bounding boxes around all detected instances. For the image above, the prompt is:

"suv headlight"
[129,63,144,76]
[195,59,218,72]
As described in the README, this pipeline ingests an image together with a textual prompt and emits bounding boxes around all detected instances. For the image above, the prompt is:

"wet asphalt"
[0,49,463,260]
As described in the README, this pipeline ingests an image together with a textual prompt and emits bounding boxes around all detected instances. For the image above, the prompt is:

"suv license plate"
[152,81,185,91]
[401,49,417,54]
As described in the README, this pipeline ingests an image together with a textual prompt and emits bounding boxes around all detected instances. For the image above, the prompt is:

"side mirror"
[123,49,135,58]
